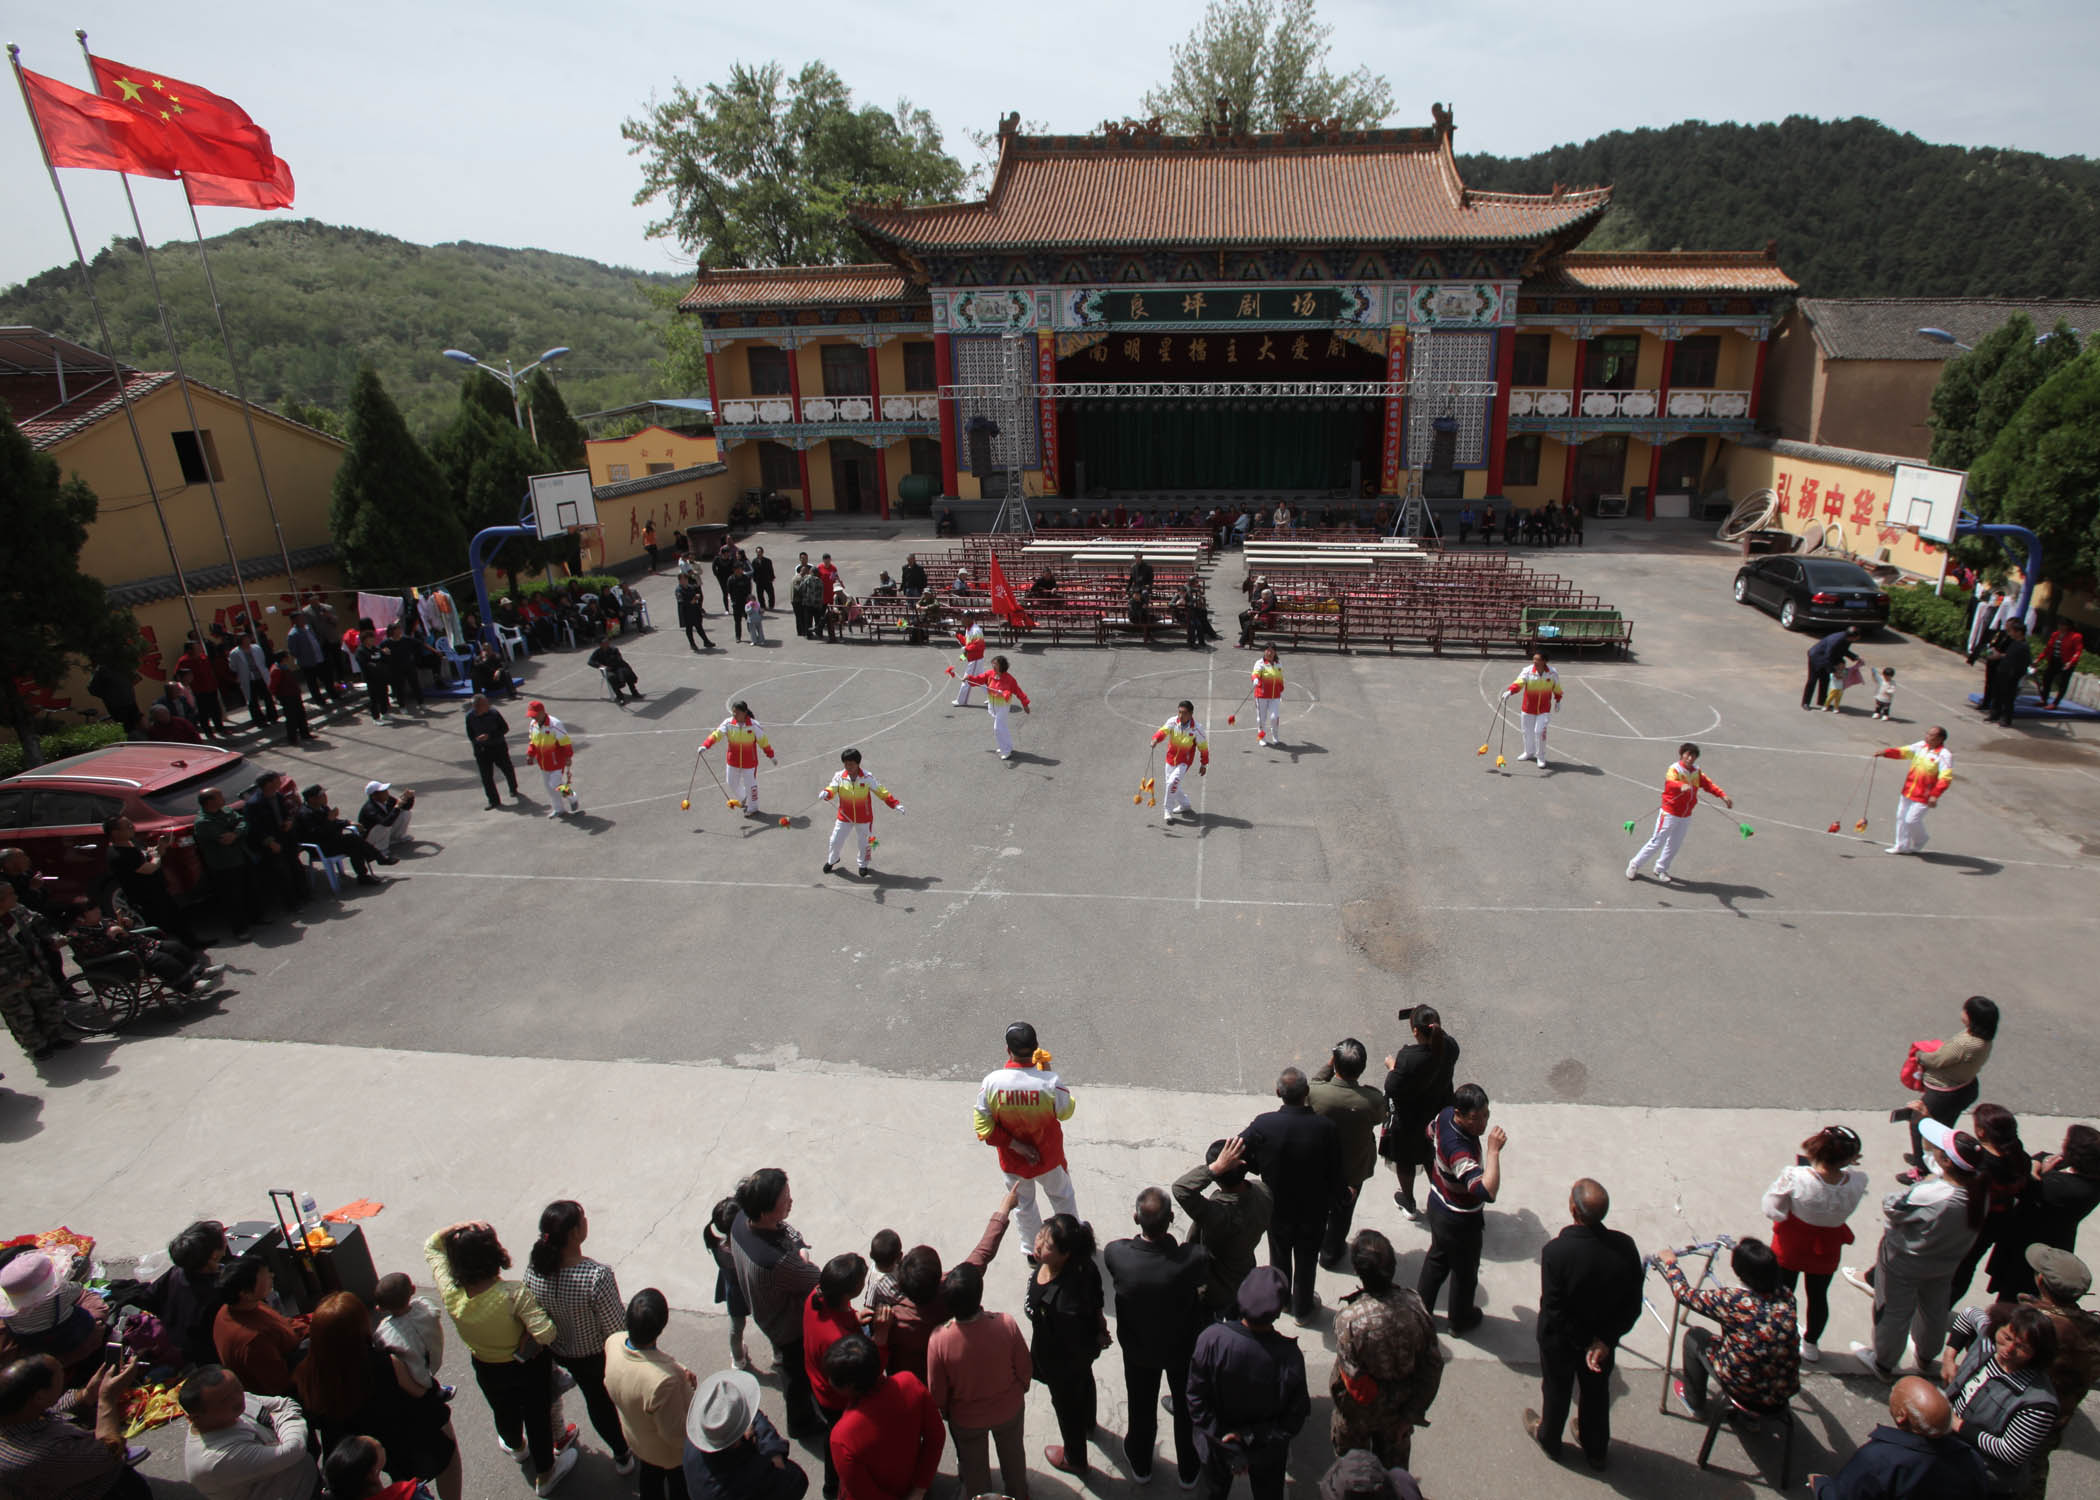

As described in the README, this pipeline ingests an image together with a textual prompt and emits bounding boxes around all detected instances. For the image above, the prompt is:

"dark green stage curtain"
[1065,405,1361,490]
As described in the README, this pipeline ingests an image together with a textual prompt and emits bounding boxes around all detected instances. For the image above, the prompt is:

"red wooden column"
[1747,332,1772,422]
[1645,337,1677,521]
[1561,336,1590,504]
[1484,325,1516,495]
[866,343,889,519]
[702,343,721,418]
[934,331,959,497]
[785,341,812,520]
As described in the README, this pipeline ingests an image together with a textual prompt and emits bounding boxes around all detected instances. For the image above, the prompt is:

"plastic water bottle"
[298,1194,322,1242]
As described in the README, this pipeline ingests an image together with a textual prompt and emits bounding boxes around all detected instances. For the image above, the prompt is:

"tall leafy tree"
[623,61,967,266]
[430,394,554,591]
[1927,316,2030,471]
[1142,0,1393,134]
[1968,347,2100,585]
[329,369,465,589]
[524,371,588,469]
[648,283,710,398]
[0,403,140,766]
[278,396,344,438]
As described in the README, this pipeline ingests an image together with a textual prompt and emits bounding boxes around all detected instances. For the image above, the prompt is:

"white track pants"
[1003,1165,1079,1246]
[1254,696,1282,739]
[725,763,759,809]
[541,770,579,814]
[955,669,979,705]
[365,809,413,851]
[988,702,1014,756]
[1521,711,1551,763]
[1163,762,1196,816]
[1628,809,1688,876]
[1892,796,1931,853]
[827,819,872,869]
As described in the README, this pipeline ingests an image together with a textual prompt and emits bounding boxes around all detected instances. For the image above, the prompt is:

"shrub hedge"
[507,575,621,600]
[1887,583,1974,652]
[0,719,128,777]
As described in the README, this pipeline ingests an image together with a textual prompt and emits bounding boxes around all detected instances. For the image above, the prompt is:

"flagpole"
[76,30,259,636]
[181,184,300,602]
[8,42,204,652]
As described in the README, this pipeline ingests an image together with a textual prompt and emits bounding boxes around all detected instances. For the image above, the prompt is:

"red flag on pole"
[87,54,277,183]
[18,67,178,176]
[184,154,295,209]
[986,551,1036,630]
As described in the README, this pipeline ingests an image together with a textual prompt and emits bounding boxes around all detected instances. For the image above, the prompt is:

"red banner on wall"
[1380,330,1407,495]
[1036,333,1060,495]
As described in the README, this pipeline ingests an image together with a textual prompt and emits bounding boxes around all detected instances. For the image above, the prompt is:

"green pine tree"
[329,368,466,589]
[1927,315,2031,471]
[431,396,551,592]
[0,402,140,765]
[524,371,588,470]
[1967,346,2100,585]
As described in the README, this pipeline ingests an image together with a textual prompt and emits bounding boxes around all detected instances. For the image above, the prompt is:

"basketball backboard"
[1886,463,1965,546]
[528,470,598,537]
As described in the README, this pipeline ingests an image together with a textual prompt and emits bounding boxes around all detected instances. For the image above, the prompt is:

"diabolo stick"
[1226,684,1254,726]
[1494,698,1510,769]
[1478,695,1505,756]
[681,750,702,811]
[695,747,733,809]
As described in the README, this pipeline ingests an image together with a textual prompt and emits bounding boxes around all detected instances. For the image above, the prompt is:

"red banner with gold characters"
[1036,332,1059,495]
[1381,329,1407,494]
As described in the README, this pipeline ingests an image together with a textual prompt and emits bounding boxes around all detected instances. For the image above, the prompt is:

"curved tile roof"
[678,265,915,311]
[1525,250,1797,295]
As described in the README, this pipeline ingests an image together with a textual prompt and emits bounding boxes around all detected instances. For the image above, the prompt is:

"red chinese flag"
[986,551,1036,630]
[184,154,295,210]
[88,55,277,183]
[20,67,178,177]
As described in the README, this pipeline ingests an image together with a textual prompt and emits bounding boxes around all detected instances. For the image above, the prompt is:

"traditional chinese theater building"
[678,111,1796,521]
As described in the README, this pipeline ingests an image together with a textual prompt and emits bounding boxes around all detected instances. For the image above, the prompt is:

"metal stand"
[989,332,1034,536]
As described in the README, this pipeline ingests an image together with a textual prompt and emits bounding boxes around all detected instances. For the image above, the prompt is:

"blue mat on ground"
[1964,692,2100,722]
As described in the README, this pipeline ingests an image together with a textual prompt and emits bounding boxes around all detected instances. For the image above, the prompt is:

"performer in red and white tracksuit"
[1251,647,1285,744]
[1506,651,1564,768]
[819,747,901,878]
[963,655,1031,758]
[952,623,988,705]
[1878,726,1953,855]
[700,699,774,813]
[1151,701,1210,823]
[524,700,581,818]
[1626,742,1731,883]
[973,1021,1078,1244]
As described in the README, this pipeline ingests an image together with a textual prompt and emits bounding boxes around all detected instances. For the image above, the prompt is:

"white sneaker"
[546,809,562,819]
[1799,1338,1820,1363]
[1535,759,1549,770]
[1516,752,1532,762]
[1652,871,1674,884]
[1848,1342,1895,1382]
[1884,844,1903,855]
[535,1444,580,1494]
[1624,865,1639,880]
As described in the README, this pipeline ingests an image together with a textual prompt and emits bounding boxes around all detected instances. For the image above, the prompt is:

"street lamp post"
[440,345,571,442]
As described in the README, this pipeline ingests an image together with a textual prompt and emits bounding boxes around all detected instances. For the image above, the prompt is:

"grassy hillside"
[1459,116,2100,299]
[0,220,688,437]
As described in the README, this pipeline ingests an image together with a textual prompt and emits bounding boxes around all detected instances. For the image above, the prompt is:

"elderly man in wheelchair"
[66,895,223,1003]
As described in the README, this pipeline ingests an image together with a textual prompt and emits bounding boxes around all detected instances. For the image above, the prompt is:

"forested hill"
[1459,116,2100,299]
[0,221,685,437]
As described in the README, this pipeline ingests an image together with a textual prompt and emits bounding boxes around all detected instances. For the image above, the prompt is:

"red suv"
[0,744,256,906]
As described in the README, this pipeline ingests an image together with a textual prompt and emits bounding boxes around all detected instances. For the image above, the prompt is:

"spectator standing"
[523,1201,635,1475]
[193,788,265,935]
[1104,1187,1209,1486]
[1764,1125,1871,1362]
[821,1336,943,1500]
[682,1370,806,1500]
[356,631,391,722]
[1243,1067,1344,1322]
[178,1365,320,1500]
[1806,1377,1986,1500]
[1025,1215,1108,1477]
[1186,1267,1310,1500]
[1897,997,1998,1170]
[211,1259,310,1396]
[286,617,332,705]
[424,1220,578,1495]
[371,1272,447,1397]
[178,636,228,735]
[0,1350,147,1500]
[86,662,141,736]
[1173,1137,1274,1320]
[2037,621,2084,708]
[1415,1083,1506,1336]
[727,1170,823,1437]
[228,636,277,728]
[792,567,825,639]
[2021,1126,2100,1262]
[900,559,927,601]
[292,1292,461,1500]
[677,578,715,652]
[703,1201,755,1374]
[1328,1231,1440,1470]
[804,1254,866,1497]
[1310,1041,1385,1271]
[880,1192,1013,1384]
[1954,1105,2036,1301]
[1524,1180,1643,1472]
[1940,1303,2061,1494]
[750,548,776,610]
[727,567,753,643]
[1661,1238,1800,1422]
[465,695,521,809]
[1804,626,1863,710]
[1983,621,2032,725]
[0,883,72,1062]
[1847,1123,1987,1382]
[972,1021,1079,1245]
[381,624,424,713]
[1457,506,1474,545]
[926,1265,1032,1500]
[605,1289,696,1500]
[1381,1007,1459,1220]
[643,521,660,573]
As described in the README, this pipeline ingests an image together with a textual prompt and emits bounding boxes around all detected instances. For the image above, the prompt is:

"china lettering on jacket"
[989,1088,1044,1108]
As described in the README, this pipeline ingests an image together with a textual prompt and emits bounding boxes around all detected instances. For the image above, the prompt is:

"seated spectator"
[180,1364,320,1500]
[1940,1302,2061,1493]
[1661,1238,1801,1419]
[0,1351,146,1499]
[1029,570,1057,598]
[588,642,643,703]
[150,1220,231,1369]
[934,509,959,538]
[823,1335,943,1500]
[67,898,221,996]
[294,785,389,884]
[822,591,848,645]
[872,572,899,598]
[683,1369,806,1500]
[144,702,203,744]
[953,571,976,596]
[212,1259,310,1397]
[102,813,200,945]
[0,1251,110,1385]
[356,783,416,857]
[294,1293,460,1500]
[1807,1376,1984,1500]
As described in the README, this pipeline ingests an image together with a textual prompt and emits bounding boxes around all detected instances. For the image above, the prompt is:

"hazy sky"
[5,0,2096,293]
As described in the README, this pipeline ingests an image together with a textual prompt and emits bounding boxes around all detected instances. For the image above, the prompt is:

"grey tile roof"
[1798,298,2100,361]
[1732,431,1901,476]
[592,461,727,500]
[107,543,340,606]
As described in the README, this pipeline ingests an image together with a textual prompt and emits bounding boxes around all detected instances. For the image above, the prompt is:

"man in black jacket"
[1803,626,1861,710]
[726,566,754,642]
[1983,619,2032,726]
[1104,1187,1211,1486]
[293,784,386,886]
[1243,1068,1345,1322]
[464,694,520,808]
[1173,1138,1274,1319]
[1186,1266,1309,1500]
[239,772,305,912]
[749,547,776,611]
[1523,1179,1643,1472]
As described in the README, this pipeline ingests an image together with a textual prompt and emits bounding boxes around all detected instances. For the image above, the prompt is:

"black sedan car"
[1733,555,1891,631]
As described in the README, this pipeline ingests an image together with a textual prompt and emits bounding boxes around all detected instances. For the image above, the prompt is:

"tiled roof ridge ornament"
[1097,115,1168,148]
[1431,101,1454,139]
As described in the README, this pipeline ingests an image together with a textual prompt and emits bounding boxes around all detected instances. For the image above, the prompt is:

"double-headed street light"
[440,345,572,438]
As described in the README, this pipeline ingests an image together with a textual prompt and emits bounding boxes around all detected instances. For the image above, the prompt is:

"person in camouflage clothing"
[0,880,70,1060]
[1328,1230,1442,1468]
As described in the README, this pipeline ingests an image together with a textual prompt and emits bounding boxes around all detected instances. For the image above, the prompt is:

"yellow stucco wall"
[1723,443,1950,580]
[585,427,718,488]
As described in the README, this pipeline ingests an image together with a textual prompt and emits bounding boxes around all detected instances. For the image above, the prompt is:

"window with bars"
[1584,335,1642,391]
[820,344,870,396]
[748,346,792,396]
[1670,335,1721,389]
[901,342,937,391]
[758,442,800,489]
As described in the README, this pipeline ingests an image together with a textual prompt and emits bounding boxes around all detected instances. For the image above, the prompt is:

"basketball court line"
[790,668,866,724]
[405,867,1334,910]
[1576,675,1645,737]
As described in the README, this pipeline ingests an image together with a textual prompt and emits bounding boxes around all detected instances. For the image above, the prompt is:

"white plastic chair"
[494,624,529,660]
[299,844,351,894]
